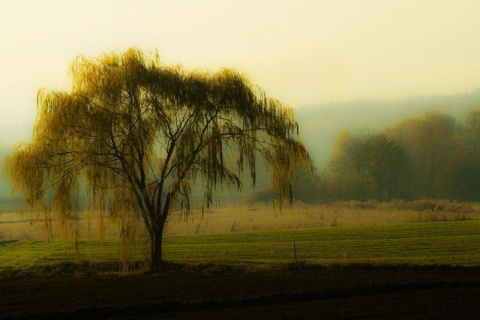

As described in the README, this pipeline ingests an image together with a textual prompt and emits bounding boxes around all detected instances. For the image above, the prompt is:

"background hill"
[295,89,480,169]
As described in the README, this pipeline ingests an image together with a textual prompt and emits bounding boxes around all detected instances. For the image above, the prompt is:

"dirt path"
[2,267,480,319]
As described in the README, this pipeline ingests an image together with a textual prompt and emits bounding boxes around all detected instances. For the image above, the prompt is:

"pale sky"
[2,0,480,142]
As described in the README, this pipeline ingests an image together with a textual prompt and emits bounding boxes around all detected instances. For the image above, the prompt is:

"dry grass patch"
[1,200,479,241]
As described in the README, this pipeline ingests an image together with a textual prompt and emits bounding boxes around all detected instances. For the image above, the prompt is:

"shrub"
[244,187,278,204]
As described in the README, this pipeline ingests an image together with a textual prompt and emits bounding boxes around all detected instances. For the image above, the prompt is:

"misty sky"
[1,0,480,144]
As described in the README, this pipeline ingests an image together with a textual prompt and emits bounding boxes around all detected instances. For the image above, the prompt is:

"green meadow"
[2,220,480,271]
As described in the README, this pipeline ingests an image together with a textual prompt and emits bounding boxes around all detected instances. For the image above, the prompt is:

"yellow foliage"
[3,48,310,269]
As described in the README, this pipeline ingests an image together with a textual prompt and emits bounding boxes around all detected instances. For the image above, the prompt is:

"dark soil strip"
[5,280,480,319]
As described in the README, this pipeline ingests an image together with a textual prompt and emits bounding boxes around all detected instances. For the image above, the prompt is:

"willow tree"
[5,48,310,270]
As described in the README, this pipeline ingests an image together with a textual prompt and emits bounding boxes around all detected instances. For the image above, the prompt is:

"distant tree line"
[246,110,480,203]
[327,110,480,202]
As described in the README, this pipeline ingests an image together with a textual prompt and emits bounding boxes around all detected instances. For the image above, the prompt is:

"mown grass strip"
[1,220,480,270]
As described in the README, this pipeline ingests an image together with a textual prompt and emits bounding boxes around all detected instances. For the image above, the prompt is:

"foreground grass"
[1,220,480,271]
[165,220,480,266]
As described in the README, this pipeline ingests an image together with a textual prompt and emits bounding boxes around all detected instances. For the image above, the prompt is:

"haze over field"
[4,5,480,317]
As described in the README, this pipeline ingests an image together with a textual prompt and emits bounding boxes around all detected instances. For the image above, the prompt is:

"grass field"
[2,201,479,239]
[165,220,480,266]
[2,219,480,272]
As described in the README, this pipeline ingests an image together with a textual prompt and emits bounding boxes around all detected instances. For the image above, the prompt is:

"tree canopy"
[4,48,310,270]
[326,111,480,202]
[328,130,406,201]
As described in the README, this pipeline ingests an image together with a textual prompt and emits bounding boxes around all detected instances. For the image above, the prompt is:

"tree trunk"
[150,224,164,271]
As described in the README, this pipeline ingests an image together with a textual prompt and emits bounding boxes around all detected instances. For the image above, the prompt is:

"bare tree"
[4,48,310,270]
[329,130,405,200]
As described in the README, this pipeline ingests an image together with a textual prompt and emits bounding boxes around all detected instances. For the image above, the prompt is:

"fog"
[2,89,480,204]
[3,1,480,126]
[296,90,480,168]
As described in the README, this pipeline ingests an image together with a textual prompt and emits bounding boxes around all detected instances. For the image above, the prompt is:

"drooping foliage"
[4,48,310,269]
